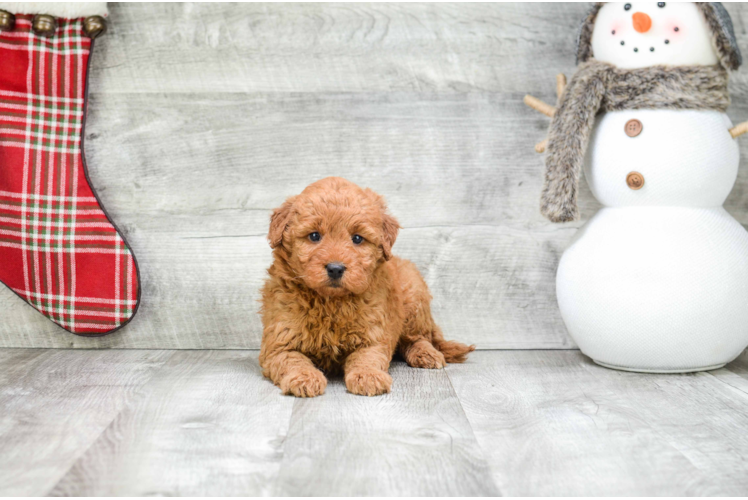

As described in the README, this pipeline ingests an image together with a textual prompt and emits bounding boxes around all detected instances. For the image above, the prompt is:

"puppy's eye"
[657,2,665,7]
[308,232,321,242]
[352,234,364,245]
[624,3,631,10]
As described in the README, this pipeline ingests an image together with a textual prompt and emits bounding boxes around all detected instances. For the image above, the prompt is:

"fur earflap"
[697,3,742,71]
[575,2,604,66]
[0,3,108,18]
[575,2,741,71]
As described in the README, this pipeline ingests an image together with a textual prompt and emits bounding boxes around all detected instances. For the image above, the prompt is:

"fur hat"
[575,2,742,70]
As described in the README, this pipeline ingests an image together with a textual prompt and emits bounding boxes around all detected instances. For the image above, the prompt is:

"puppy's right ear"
[268,196,297,249]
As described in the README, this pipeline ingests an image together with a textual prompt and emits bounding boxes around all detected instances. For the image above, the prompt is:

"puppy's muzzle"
[326,262,346,281]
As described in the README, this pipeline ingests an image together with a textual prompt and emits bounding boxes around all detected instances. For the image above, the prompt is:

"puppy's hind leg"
[396,260,475,368]
[401,337,446,369]
[401,320,475,367]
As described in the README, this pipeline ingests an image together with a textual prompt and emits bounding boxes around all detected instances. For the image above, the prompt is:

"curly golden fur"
[259,177,475,397]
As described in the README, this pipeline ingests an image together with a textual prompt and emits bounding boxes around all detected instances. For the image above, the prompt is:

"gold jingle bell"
[32,14,56,37]
[0,9,15,32]
[83,15,107,39]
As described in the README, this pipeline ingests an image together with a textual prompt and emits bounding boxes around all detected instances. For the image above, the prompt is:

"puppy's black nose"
[326,263,346,280]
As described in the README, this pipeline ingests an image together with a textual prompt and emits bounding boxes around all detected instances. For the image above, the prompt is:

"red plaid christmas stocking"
[0,4,140,335]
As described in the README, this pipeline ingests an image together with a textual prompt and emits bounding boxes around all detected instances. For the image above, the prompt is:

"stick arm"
[556,74,567,100]
[524,95,555,118]
[524,73,566,153]
[730,121,748,139]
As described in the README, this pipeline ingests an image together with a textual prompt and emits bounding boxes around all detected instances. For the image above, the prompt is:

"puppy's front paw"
[345,368,392,396]
[405,343,446,369]
[280,368,327,398]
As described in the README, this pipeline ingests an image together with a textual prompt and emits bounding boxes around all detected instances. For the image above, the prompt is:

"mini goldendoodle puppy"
[259,177,474,397]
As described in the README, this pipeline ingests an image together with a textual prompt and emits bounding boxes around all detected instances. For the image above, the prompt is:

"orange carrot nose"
[632,12,652,33]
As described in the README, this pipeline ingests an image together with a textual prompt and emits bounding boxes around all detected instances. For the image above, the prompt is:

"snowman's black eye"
[650,47,655,52]
[658,2,666,7]
[612,30,616,35]
[665,39,670,44]
[674,26,679,32]
[621,41,625,46]
[624,3,632,10]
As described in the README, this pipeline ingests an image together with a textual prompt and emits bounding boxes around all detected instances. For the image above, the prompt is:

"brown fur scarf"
[541,60,730,223]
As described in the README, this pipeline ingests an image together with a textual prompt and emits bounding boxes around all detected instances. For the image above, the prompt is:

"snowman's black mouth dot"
[612,30,616,35]
[621,41,625,46]
[634,47,639,52]
[674,27,679,32]
[665,39,670,44]
[650,47,655,52]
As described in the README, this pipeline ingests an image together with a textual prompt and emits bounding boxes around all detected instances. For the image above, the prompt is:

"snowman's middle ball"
[584,109,739,207]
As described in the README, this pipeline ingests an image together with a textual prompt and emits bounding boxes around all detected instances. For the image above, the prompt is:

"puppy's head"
[268,177,400,297]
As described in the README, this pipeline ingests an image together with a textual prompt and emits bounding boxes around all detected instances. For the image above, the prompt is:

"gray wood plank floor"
[2,348,748,496]
[2,2,748,350]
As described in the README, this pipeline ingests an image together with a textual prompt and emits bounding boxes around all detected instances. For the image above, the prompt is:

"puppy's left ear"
[368,190,401,260]
[268,196,297,249]
[381,212,400,261]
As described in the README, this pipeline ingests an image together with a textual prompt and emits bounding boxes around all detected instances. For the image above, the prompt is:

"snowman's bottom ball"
[557,207,748,372]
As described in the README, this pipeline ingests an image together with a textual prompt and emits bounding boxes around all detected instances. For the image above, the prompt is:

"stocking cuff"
[0,2,107,18]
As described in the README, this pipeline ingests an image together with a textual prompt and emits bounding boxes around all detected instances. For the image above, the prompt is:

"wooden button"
[626,171,645,190]
[625,119,643,137]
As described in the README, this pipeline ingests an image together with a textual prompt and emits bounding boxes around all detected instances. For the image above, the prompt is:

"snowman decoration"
[525,2,748,372]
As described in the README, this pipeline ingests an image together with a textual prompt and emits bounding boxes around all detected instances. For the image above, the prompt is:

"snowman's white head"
[577,2,742,70]
[592,3,716,68]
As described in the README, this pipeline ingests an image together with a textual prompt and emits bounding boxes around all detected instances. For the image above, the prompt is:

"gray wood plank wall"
[2,3,748,349]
